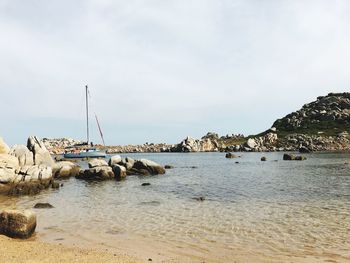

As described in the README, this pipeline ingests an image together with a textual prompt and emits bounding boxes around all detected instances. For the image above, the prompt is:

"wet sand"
[0,235,142,263]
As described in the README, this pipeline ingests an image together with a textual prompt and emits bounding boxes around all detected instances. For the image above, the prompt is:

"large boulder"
[0,138,10,154]
[130,159,166,175]
[108,155,122,166]
[0,210,36,238]
[88,159,108,168]
[9,145,34,167]
[53,161,81,178]
[27,136,54,167]
[77,166,114,180]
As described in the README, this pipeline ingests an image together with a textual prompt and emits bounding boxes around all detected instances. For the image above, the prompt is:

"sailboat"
[63,85,107,158]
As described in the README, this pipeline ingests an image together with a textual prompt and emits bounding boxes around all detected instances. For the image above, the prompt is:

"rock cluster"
[106,143,171,154]
[77,155,165,181]
[0,136,56,195]
[169,136,219,152]
[42,138,82,154]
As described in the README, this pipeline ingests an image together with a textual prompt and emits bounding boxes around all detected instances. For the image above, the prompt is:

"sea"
[1,152,350,262]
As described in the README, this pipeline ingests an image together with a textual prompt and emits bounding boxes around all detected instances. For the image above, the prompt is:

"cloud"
[0,0,350,145]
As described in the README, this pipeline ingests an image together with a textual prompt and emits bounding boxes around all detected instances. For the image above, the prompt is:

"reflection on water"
[1,152,350,262]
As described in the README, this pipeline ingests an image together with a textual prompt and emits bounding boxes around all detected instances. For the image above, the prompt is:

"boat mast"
[85,85,89,145]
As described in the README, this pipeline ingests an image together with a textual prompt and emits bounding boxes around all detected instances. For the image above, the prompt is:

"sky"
[1,0,350,146]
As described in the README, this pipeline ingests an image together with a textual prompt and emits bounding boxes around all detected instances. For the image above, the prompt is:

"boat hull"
[63,150,106,159]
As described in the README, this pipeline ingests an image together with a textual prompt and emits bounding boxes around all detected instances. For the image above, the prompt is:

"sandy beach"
[0,235,142,263]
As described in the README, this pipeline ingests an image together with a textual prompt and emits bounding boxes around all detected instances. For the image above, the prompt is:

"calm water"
[1,152,350,262]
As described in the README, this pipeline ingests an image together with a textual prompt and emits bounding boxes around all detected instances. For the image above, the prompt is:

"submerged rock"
[283,154,307,161]
[225,152,237,158]
[0,210,36,238]
[34,203,54,209]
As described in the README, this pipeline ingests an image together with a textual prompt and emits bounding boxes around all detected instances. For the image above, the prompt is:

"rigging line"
[95,114,106,146]
[86,86,106,146]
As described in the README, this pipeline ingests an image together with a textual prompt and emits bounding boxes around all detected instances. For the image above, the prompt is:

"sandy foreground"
[0,235,143,263]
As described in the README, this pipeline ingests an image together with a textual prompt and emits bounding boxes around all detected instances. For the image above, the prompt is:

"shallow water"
[1,152,350,262]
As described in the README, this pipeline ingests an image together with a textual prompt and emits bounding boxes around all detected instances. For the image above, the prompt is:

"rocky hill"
[272,92,350,136]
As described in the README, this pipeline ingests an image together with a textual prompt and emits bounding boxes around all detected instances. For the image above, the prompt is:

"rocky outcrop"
[0,210,36,238]
[77,156,166,180]
[273,92,350,133]
[170,136,218,152]
[0,137,56,195]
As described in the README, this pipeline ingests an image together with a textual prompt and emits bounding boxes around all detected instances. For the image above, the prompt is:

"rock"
[27,136,55,166]
[246,138,257,149]
[0,210,36,238]
[119,157,135,170]
[0,138,10,154]
[283,154,307,161]
[112,164,127,181]
[131,159,166,175]
[34,203,54,209]
[141,183,151,186]
[164,165,174,169]
[108,155,122,166]
[299,146,311,153]
[171,136,218,152]
[51,181,60,189]
[88,159,108,168]
[9,145,34,167]
[225,152,237,158]
[77,166,114,180]
[261,157,267,161]
[21,165,53,181]
[0,154,19,170]
[53,161,80,178]
[193,196,205,201]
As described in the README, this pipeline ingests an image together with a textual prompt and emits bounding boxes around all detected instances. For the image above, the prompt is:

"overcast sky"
[0,0,349,146]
